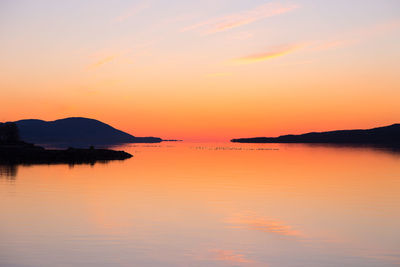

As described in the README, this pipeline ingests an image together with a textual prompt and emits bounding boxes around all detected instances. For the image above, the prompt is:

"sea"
[1,142,399,266]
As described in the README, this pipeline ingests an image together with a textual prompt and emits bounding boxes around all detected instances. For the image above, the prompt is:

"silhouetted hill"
[0,122,20,144]
[1,121,132,164]
[14,117,162,145]
[231,124,400,144]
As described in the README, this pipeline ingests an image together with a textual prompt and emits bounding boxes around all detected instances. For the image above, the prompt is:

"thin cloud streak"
[233,19,400,66]
[313,19,400,51]
[359,19,400,40]
[313,40,353,51]
[234,44,302,64]
[182,2,298,34]
[113,2,150,23]
[229,31,254,40]
[88,55,118,70]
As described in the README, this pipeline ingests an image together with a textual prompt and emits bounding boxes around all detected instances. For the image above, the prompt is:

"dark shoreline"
[231,124,400,145]
[0,142,132,165]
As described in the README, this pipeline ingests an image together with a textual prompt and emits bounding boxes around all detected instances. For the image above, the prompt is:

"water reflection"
[210,249,254,265]
[0,161,113,179]
[226,213,304,238]
[0,142,399,267]
[0,164,17,179]
[296,143,400,155]
[194,143,400,156]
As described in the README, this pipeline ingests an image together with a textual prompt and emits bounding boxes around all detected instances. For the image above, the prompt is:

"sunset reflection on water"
[1,142,399,266]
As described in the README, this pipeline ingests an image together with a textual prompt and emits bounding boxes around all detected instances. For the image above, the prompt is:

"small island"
[231,124,400,144]
[0,122,132,164]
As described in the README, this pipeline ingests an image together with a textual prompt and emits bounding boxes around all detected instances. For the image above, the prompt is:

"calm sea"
[1,142,399,267]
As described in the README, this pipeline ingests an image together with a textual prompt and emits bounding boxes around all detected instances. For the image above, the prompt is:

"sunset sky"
[1,0,399,141]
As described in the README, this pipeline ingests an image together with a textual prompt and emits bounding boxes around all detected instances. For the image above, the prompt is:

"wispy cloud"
[86,40,157,70]
[232,19,399,66]
[358,19,400,40]
[233,44,302,64]
[229,31,254,40]
[226,213,304,237]
[313,19,400,51]
[182,2,298,34]
[313,39,353,51]
[113,2,150,23]
[88,55,118,70]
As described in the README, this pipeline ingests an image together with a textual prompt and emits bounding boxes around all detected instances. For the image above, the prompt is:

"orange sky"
[1,0,399,141]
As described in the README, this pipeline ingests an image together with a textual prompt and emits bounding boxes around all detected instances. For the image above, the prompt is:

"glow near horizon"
[0,0,399,141]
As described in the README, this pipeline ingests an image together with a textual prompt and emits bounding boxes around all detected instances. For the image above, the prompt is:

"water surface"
[1,143,399,266]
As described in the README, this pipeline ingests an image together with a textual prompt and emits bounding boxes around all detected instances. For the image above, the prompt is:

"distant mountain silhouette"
[13,117,162,145]
[231,124,400,144]
[0,122,132,165]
